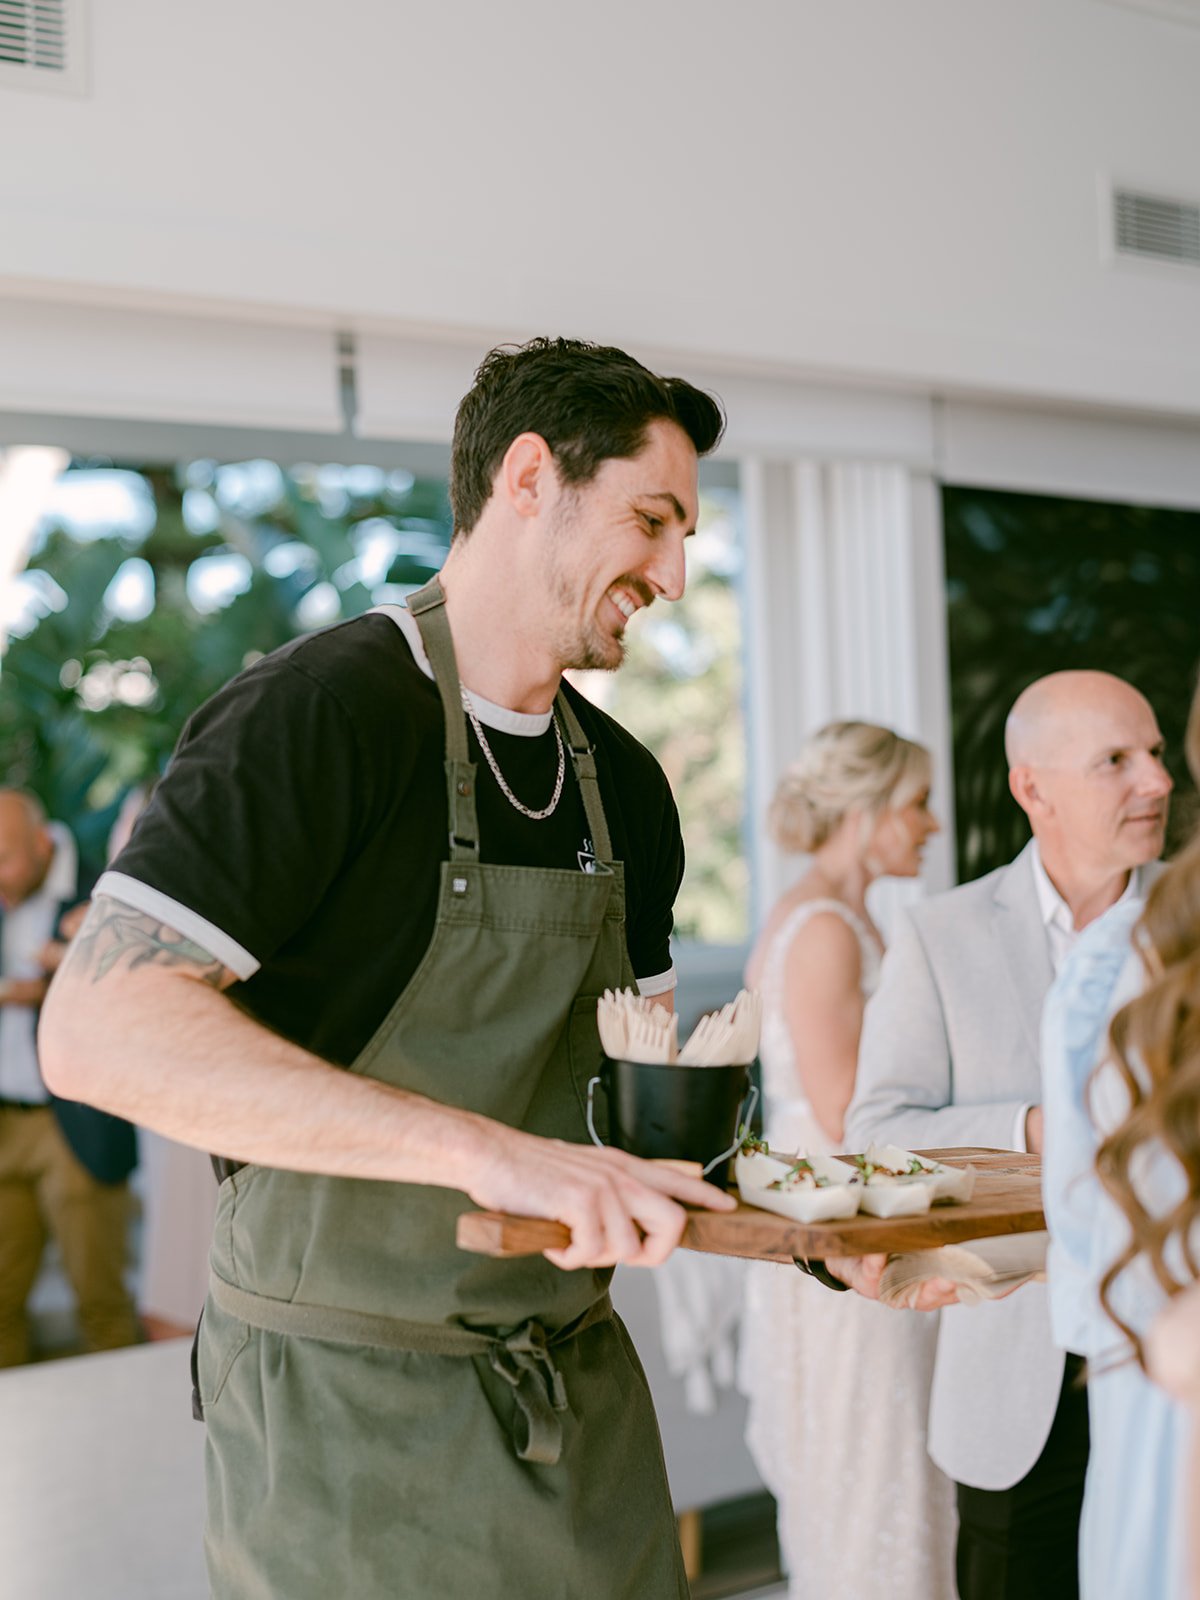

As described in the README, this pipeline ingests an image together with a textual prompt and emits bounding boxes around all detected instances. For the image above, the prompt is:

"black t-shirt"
[104,612,684,1067]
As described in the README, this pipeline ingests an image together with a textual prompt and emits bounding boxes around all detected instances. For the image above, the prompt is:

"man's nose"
[644,531,687,603]
[1140,754,1174,797]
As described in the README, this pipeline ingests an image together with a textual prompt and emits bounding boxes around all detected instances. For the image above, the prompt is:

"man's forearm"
[38,897,506,1191]
[37,902,742,1273]
[38,897,738,1272]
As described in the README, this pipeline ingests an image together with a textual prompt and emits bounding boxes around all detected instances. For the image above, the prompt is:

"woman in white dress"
[739,720,957,1598]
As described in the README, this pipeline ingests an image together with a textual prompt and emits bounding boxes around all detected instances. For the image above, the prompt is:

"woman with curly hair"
[1146,1279,1200,1598]
[1041,678,1200,1600]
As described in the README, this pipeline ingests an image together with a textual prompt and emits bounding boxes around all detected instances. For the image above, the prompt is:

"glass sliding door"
[942,485,1200,885]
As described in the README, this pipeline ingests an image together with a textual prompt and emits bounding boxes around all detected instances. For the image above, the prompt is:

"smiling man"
[847,668,1172,1600]
[39,339,732,1600]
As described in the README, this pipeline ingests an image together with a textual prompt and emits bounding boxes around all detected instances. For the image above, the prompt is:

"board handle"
[456,1211,571,1258]
[455,1163,706,1258]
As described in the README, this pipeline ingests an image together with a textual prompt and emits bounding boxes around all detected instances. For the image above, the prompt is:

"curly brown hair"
[1094,678,1200,1365]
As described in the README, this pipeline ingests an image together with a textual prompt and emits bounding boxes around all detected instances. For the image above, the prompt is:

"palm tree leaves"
[0,459,453,850]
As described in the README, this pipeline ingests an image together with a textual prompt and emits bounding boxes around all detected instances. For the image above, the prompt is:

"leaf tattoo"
[65,896,228,988]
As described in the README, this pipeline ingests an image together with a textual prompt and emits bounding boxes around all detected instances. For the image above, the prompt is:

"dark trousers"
[955,1353,1089,1600]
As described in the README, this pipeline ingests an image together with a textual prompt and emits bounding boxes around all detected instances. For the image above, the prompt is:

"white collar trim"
[369,604,553,737]
[1030,838,1143,932]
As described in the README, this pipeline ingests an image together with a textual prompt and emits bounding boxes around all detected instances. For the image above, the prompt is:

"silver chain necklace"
[461,692,566,821]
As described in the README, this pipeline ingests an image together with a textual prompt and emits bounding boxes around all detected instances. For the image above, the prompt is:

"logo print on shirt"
[577,838,598,875]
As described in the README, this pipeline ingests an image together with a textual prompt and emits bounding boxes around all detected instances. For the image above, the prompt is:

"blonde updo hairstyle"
[769,721,932,856]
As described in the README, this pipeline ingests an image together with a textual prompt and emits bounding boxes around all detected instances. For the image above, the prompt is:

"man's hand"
[38,900,94,976]
[824,1251,962,1310]
[0,974,50,1006]
[58,901,90,942]
[38,939,70,975]
[468,1130,737,1272]
[1024,1104,1044,1155]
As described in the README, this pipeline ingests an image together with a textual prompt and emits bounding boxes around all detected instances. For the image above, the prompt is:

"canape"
[736,1149,862,1223]
[862,1143,977,1205]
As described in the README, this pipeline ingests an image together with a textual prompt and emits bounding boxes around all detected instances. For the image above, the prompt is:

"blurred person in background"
[0,788,138,1364]
[848,670,1172,1600]
[738,721,955,1598]
[1146,1280,1200,1600]
[1042,675,1200,1600]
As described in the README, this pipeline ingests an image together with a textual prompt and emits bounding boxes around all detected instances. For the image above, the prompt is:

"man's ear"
[498,433,554,520]
[1009,764,1046,820]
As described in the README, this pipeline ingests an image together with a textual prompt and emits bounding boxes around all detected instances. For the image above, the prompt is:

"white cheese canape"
[849,1148,936,1217]
[733,1144,797,1194]
[864,1143,977,1205]
[737,1151,862,1224]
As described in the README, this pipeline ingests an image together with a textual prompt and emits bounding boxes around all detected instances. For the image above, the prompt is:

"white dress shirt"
[0,822,77,1103]
[1015,840,1143,1148]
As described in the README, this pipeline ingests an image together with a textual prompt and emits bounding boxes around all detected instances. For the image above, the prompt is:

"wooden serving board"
[455,1149,1045,1262]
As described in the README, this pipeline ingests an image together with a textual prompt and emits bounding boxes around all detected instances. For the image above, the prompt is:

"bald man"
[846,671,1172,1600]
[0,791,138,1365]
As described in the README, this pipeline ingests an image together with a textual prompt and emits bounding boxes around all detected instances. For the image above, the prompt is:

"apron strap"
[408,575,617,869]
[408,577,479,863]
[208,1271,612,1467]
[553,689,615,866]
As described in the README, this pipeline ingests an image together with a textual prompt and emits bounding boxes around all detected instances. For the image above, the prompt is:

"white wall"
[3,0,1200,417]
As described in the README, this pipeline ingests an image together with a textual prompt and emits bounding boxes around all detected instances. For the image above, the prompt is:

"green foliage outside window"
[0,460,452,863]
[1,461,749,941]
[570,489,748,944]
[943,485,1200,886]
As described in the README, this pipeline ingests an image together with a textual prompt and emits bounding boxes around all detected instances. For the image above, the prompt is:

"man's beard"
[542,495,642,672]
[551,573,654,673]
[560,619,625,674]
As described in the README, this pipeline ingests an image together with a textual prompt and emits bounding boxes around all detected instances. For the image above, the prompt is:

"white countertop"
[0,1281,762,1596]
[0,1339,208,1600]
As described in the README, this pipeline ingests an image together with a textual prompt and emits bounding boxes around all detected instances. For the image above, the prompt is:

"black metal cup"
[587,1057,754,1189]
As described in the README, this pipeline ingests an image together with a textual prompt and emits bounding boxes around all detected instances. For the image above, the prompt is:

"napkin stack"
[878,1231,1049,1309]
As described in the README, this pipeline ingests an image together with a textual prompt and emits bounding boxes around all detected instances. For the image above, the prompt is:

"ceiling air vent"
[0,0,87,95]
[1113,188,1200,268]
[1096,0,1200,23]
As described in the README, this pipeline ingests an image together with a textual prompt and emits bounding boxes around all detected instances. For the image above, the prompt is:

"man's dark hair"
[449,337,725,535]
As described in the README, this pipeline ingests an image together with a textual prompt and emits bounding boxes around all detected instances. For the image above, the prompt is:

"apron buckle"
[488,1320,569,1466]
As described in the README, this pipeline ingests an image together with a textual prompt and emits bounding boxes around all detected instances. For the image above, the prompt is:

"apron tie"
[487,1319,569,1466]
[206,1271,610,1466]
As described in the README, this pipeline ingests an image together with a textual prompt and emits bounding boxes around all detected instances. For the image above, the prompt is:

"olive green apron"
[195,578,687,1600]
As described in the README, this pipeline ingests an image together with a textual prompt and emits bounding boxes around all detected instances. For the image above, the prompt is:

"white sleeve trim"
[94,872,260,981]
[635,967,677,998]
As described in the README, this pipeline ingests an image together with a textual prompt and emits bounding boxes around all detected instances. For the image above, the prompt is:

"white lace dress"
[738,898,957,1598]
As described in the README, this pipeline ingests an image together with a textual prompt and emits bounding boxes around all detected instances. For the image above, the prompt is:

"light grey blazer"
[846,842,1098,1489]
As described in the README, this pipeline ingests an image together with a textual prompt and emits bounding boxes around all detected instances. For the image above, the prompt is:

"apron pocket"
[566,994,608,1143]
[197,1298,252,1413]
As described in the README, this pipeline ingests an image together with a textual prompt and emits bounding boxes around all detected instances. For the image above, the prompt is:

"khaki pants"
[0,1106,139,1366]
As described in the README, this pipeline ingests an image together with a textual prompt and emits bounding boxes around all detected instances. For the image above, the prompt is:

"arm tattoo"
[64,895,229,989]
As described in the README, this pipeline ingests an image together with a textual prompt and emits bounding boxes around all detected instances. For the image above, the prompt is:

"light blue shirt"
[1041,896,1189,1600]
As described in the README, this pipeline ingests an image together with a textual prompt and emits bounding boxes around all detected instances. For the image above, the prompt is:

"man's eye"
[641,514,662,533]
[1108,753,1127,766]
